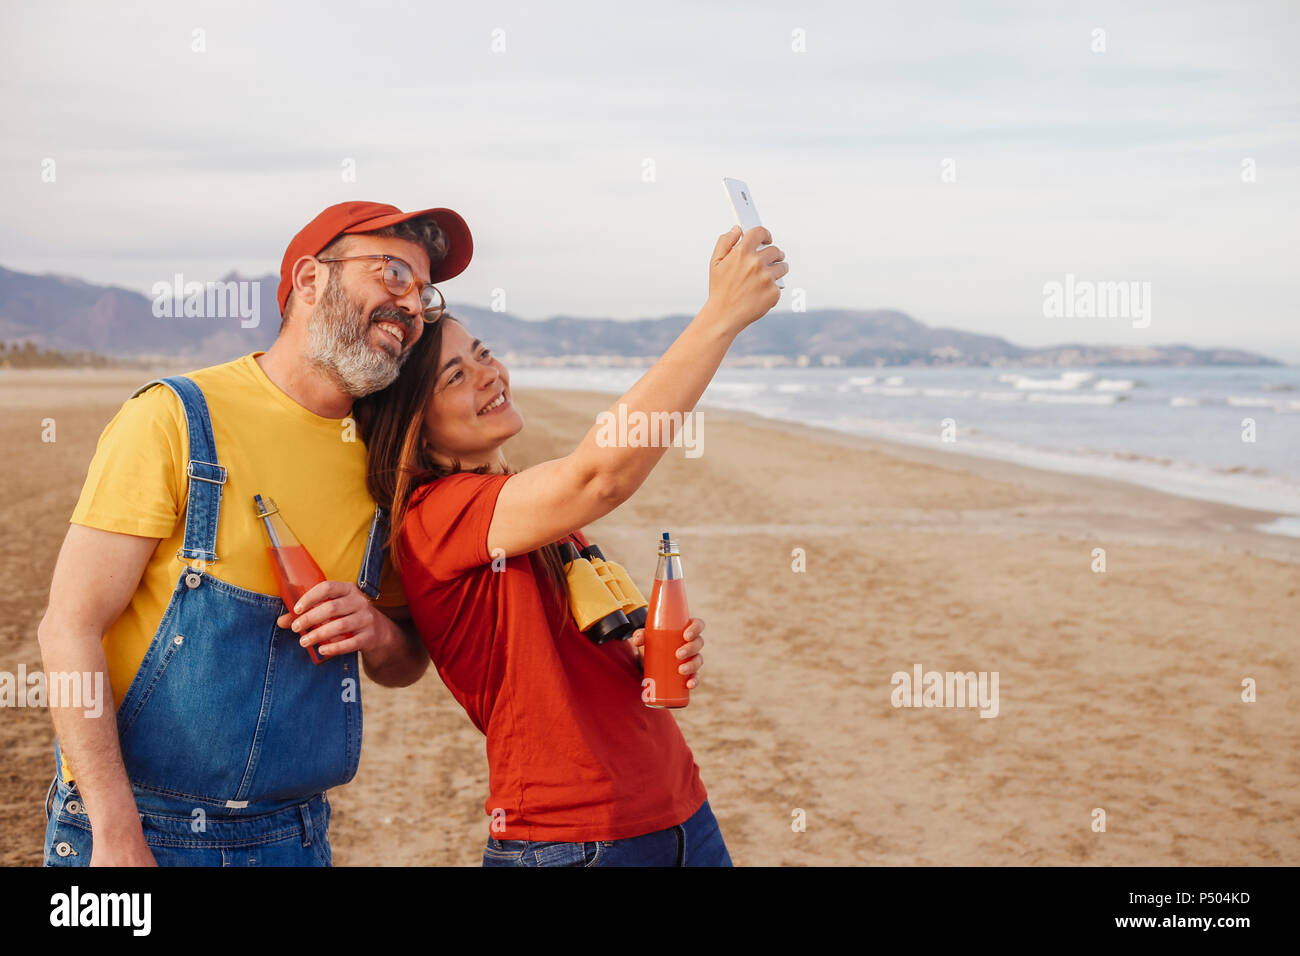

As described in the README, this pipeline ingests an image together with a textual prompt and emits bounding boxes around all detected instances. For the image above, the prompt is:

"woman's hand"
[628,617,706,690]
[278,580,394,659]
[706,225,787,333]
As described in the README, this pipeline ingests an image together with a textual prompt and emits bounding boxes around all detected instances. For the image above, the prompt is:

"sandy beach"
[2,371,1297,866]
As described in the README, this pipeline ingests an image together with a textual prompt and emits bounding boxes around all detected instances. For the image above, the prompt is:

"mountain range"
[0,265,1280,368]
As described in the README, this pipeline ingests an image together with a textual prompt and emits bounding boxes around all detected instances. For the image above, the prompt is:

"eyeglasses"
[316,254,446,323]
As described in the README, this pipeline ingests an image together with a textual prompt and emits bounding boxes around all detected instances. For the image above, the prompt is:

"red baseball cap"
[277,200,473,315]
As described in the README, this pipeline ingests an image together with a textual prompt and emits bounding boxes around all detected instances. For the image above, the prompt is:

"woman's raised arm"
[487,225,787,558]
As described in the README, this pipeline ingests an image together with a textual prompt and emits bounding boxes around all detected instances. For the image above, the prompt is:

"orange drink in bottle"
[643,532,691,709]
[254,494,348,664]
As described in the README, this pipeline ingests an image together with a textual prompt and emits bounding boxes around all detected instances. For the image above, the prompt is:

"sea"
[507,364,1300,538]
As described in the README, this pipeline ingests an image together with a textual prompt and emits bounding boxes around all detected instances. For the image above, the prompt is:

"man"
[38,201,472,866]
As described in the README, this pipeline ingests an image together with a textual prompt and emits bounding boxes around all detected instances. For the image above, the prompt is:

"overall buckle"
[186,460,228,485]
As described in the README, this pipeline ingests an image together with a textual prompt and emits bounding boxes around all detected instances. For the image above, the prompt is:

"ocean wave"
[978,391,1025,402]
[1227,396,1276,408]
[1106,450,1172,466]
[1000,371,1097,391]
[1074,446,1175,466]
[1225,395,1300,413]
[916,387,977,399]
[1026,392,1125,405]
[1215,464,1272,477]
[705,381,765,394]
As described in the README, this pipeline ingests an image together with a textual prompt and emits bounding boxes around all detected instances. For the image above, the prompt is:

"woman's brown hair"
[352,315,570,620]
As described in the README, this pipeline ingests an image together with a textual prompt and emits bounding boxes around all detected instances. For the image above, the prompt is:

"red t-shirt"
[397,472,707,841]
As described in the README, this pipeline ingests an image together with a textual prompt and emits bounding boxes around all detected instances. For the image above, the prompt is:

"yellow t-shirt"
[68,352,405,779]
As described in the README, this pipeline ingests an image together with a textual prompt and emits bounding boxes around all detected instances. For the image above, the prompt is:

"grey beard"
[304,272,411,397]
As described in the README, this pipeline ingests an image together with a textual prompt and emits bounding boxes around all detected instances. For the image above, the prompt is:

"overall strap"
[129,376,227,564]
[356,505,389,599]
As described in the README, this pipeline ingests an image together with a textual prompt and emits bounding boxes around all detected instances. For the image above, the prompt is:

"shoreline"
[2,365,1293,553]
[523,387,1300,566]
[504,364,1300,541]
[6,363,1297,539]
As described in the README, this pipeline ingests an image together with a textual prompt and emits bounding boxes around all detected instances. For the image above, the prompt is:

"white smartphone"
[722,177,784,289]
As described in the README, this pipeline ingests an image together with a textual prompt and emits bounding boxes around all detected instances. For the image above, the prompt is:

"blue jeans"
[43,774,333,867]
[482,799,732,867]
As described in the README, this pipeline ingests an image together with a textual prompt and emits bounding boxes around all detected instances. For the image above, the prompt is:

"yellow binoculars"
[560,540,649,644]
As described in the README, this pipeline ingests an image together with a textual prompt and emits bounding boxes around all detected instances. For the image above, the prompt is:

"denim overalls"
[44,375,389,866]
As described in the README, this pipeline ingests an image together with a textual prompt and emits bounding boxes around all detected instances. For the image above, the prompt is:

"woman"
[352,224,786,866]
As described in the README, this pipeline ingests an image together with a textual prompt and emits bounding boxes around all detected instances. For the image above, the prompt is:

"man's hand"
[91,831,158,867]
[280,583,429,686]
[277,580,393,658]
[627,617,705,689]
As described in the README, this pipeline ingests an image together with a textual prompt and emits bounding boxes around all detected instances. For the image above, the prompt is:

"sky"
[2,0,1298,360]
